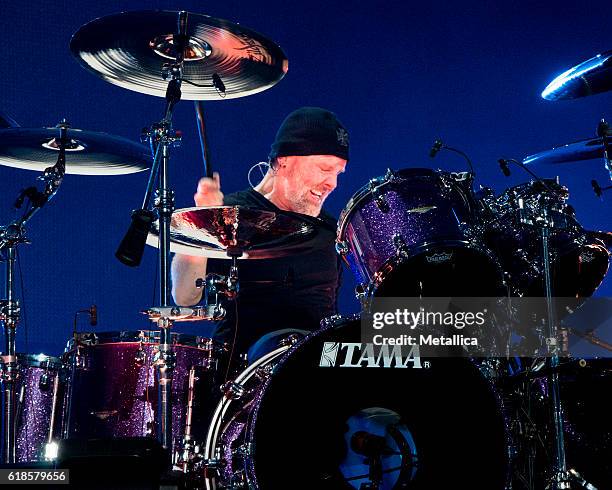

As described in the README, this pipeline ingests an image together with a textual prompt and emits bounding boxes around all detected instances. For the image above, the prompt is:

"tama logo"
[319,343,422,368]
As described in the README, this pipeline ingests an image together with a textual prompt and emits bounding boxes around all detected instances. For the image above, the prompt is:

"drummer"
[171,107,349,366]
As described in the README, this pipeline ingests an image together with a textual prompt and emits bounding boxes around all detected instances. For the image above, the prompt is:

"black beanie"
[269,107,349,161]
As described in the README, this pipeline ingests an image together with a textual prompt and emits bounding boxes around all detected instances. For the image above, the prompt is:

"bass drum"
[203,316,511,489]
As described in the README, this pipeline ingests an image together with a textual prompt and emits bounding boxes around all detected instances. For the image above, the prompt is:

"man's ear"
[275,156,289,172]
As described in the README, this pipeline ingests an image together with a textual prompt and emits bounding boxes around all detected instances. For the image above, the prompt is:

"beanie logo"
[336,128,349,147]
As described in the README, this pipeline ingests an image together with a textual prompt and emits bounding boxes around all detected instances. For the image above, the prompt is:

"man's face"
[274,155,347,216]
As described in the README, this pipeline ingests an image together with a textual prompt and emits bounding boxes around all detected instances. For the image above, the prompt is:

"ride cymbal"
[523,137,610,166]
[0,127,150,175]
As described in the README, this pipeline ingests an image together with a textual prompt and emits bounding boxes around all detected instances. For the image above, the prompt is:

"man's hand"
[194,172,224,207]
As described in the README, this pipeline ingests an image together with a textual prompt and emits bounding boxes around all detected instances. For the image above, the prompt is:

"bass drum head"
[373,245,505,297]
[249,316,509,489]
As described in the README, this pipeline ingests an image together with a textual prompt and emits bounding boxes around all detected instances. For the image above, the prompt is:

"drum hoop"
[65,330,219,351]
[202,344,290,482]
[16,353,62,370]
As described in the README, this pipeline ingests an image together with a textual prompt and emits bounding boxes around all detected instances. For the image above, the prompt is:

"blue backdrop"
[2,0,611,356]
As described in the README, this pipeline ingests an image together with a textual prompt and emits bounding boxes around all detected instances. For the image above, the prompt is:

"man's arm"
[171,254,208,306]
[171,172,223,306]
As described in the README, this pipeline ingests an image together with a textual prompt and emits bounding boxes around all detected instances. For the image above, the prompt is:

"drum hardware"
[277,333,302,347]
[0,121,72,463]
[428,138,477,177]
[134,344,147,366]
[196,274,231,320]
[177,366,200,471]
[368,176,390,212]
[392,234,410,258]
[144,306,217,322]
[221,381,247,401]
[526,204,595,490]
[92,10,195,449]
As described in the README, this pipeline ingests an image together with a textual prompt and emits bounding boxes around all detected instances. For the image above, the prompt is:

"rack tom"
[337,168,504,298]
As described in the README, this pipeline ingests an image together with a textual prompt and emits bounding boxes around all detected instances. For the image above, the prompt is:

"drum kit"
[0,9,611,490]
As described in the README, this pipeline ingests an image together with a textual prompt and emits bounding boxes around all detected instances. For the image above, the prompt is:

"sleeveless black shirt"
[206,188,342,355]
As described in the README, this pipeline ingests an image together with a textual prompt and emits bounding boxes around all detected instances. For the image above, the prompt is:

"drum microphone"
[498,159,511,177]
[429,139,476,178]
[115,209,155,267]
[429,139,444,158]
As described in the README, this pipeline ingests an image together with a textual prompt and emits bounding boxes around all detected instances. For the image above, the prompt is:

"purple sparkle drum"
[481,180,610,298]
[63,331,226,459]
[13,354,64,462]
[203,315,511,489]
[337,168,504,297]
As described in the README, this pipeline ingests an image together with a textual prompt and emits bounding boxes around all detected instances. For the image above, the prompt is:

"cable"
[499,158,554,193]
[16,249,28,354]
[223,298,239,383]
[247,161,270,188]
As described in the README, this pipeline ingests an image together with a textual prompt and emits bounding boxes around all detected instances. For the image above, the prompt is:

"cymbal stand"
[0,120,68,463]
[526,204,596,489]
[598,119,612,183]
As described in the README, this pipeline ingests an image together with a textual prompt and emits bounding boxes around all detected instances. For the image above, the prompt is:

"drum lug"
[254,363,275,382]
[393,234,410,258]
[134,345,146,366]
[38,372,52,391]
[222,381,247,401]
[278,334,301,347]
[335,240,349,256]
[384,168,397,182]
[234,443,253,458]
[368,177,389,213]
[354,283,367,302]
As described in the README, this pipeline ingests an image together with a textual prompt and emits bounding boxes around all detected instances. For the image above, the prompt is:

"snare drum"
[63,331,226,460]
[13,354,64,462]
[337,168,504,298]
[203,315,511,489]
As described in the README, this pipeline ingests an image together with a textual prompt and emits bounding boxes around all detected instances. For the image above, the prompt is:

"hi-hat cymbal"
[542,50,612,100]
[523,137,609,166]
[0,127,150,175]
[70,10,288,100]
[147,206,318,259]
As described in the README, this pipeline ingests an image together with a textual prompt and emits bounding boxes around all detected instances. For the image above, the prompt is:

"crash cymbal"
[146,206,317,259]
[0,127,150,175]
[70,10,288,100]
[542,50,612,100]
[523,137,609,165]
